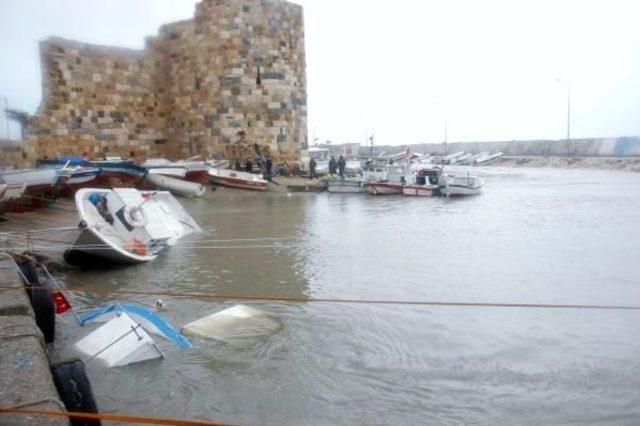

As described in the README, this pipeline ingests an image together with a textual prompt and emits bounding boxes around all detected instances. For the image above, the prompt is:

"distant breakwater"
[364,136,640,158]
[490,155,640,172]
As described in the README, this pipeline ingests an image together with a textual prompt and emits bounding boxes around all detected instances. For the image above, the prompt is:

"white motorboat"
[442,174,485,196]
[0,168,59,191]
[328,160,404,194]
[144,172,206,198]
[65,188,201,264]
[143,158,210,184]
[208,168,268,191]
[474,152,503,165]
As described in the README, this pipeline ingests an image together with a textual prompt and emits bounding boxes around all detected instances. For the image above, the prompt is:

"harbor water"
[45,166,640,424]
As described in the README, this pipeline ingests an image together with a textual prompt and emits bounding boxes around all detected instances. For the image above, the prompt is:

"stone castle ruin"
[25,0,307,162]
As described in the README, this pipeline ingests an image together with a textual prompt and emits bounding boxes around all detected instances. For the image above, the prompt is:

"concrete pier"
[0,256,67,425]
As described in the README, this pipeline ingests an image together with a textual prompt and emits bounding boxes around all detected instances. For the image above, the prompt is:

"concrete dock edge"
[0,256,68,425]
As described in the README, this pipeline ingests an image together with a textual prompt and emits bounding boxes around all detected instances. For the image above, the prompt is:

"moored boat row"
[324,161,484,197]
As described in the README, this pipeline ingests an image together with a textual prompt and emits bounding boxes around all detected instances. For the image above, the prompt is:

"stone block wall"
[25,0,307,162]
[0,141,24,168]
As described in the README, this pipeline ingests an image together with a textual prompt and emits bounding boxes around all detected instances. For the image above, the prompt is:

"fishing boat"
[65,188,201,264]
[144,172,206,198]
[39,157,148,189]
[442,174,485,196]
[326,177,369,193]
[0,168,62,211]
[326,159,394,194]
[402,168,443,197]
[0,182,25,214]
[368,164,410,195]
[208,168,268,191]
[90,160,148,188]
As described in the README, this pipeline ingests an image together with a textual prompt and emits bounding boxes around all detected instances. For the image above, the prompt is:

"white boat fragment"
[74,312,163,368]
[182,304,282,344]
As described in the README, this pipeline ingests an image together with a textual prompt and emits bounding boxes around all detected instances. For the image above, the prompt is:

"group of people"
[308,155,347,179]
[234,155,274,180]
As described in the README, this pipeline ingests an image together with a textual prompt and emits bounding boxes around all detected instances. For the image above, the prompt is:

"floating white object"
[74,312,163,368]
[182,304,281,344]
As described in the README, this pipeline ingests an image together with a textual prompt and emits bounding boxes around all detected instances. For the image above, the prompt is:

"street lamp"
[0,96,9,139]
[555,78,571,142]
[435,102,448,155]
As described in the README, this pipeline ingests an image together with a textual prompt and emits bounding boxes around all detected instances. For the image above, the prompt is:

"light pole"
[0,96,9,139]
[436,102,448,155]
[555,78,571,142]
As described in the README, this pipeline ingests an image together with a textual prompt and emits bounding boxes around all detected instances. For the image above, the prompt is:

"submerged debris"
[182,304,282,344]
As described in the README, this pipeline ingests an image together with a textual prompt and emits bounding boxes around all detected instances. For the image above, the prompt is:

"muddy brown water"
[2,166,639,425]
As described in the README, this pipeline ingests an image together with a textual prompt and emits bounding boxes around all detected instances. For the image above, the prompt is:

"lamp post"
[555,78,571,142]
[0,96,9,139]
[436,102,448,155]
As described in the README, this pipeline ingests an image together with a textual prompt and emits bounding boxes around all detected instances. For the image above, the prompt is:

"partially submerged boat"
[208,168,268,191]
[75,303,192,368]
[182,304,281,344]
[65,188,201,264]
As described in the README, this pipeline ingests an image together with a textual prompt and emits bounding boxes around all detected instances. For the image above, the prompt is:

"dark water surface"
[53,167,640,425]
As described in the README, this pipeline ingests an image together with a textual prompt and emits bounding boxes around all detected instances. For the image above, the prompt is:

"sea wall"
[25,0,307,162]
[414,137,640,157]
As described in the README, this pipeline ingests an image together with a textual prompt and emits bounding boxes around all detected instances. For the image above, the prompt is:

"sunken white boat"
[65,188,201,265]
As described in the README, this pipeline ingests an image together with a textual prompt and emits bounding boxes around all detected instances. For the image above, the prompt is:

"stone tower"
[25,0,307,161]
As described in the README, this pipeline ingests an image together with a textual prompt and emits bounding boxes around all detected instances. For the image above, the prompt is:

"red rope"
[0,407,233,425]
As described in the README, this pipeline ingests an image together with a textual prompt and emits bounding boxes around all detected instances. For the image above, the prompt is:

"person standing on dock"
[245,158,253,173]
[235,159,242,171]
[329,156,338,175]
[309,157,317,180]
[338,155,346,178]
[264,156,273,181]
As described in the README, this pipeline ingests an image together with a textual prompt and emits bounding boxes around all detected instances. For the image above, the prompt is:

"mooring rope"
[3,280,639,312]
[0,407,231,426]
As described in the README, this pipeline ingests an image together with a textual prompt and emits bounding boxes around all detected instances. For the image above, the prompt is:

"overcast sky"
[1,0,639,145]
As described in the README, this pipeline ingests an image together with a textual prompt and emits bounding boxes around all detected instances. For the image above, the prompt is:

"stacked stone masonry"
[25,0,307,161]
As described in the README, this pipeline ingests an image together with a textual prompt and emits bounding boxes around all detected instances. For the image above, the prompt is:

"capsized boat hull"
[144,173,206,198]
